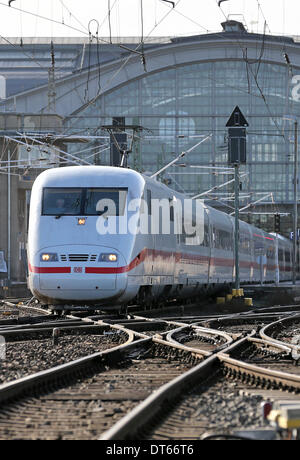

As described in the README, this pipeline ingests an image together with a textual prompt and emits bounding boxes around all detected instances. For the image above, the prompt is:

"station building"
[0,20,300,284]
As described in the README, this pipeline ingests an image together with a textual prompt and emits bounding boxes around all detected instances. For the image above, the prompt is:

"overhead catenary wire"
[1,0,291,171]
[12,134,92,166]
[205,194,236,211]
[58,0,89,32]
[48,0,184,140]
[216,0,289,142]
[0,138,81,172]
[4,135,85,167]
[230,192,273,215]
[140,0,147,72]
[192,173,248,199]
[159,0,209,33]
[150,134,212,178]
[0,1,90,37]
[3,0,280,145]
[108,0,112,43]
[60,51,288,144]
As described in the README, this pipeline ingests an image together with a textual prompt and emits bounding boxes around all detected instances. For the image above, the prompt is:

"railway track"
[100,333,300,440]
[0,338,203,440]
[1,299,300,439]
[0,300,50,324]
[0,325,127,385]
[260,314,300,351]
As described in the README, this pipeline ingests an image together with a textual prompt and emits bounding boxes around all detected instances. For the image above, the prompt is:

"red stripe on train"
[28,249,291,275]
[28,263,71,274]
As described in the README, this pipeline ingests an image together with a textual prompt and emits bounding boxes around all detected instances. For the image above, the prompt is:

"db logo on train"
[73,267,83,273]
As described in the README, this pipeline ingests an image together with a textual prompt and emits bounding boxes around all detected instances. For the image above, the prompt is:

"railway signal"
[274,213,281,233]
[226,106,248,164]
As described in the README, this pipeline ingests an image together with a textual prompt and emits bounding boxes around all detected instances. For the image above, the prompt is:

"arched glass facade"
[66,59,300,227]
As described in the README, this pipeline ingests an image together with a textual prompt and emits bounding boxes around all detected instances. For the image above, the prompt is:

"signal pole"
[226,106,249,291]
[234,162,240,289]
[283,115,298,285]
[293,119,298,285]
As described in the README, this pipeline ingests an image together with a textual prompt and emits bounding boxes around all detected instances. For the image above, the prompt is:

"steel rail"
[99,354,219,440]
[0,323,123,340]
[1,304,300,440]
[99,335,252,440]
[0,320,86,332]
[166,325,233,351]
[151,335,212,358]
[0,327,139,405]
[218,354,300,390]
[0,323,206,409]
[1,301,51,316]
[99,332,300,440]
[259,313,300,353]
[218,335,300,390]
[246,336,292,354]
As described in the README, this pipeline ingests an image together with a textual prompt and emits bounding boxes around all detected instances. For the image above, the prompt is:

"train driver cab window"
[42,187,127,216]
[42,188,82,215]
[85,188,127,216]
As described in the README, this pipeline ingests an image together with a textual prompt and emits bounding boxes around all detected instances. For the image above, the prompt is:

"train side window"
[213,229,218,248]
[140,191,145,213]
[285,251,291,262]
[239,232,251,254]
[169,198,174,222]
[202,218,210,247]
[278,249,284,261]
[147,190,152,215]
[214,228,232,251]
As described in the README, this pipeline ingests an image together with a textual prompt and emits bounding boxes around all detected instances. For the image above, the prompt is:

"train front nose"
[28,245,128,303]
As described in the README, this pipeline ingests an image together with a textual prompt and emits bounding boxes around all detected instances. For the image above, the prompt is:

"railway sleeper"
[224,364,300,394]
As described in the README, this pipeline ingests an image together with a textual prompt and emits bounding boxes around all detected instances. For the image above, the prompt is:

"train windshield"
[84,188,127,216]
[42,187,127,216]
[42,188,82,215]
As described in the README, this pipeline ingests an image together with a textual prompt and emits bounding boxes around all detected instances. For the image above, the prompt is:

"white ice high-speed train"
[27,165,294,307]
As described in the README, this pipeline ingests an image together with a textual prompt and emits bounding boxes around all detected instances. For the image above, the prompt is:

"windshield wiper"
[96,206,109,216]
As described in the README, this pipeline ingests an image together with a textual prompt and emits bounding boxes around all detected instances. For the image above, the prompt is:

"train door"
[259,254,264,284]
[169,196,177,282]
[248,225,254,283]
[274,234,279,284]
[240,223,252,283]
[173,196,182,287]
[147,189,156,278]
[209,220,215,283]
[253,231,265,284]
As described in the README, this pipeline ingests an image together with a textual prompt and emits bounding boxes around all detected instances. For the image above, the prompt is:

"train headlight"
[40,253,58,262]
[99,253,118,262]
